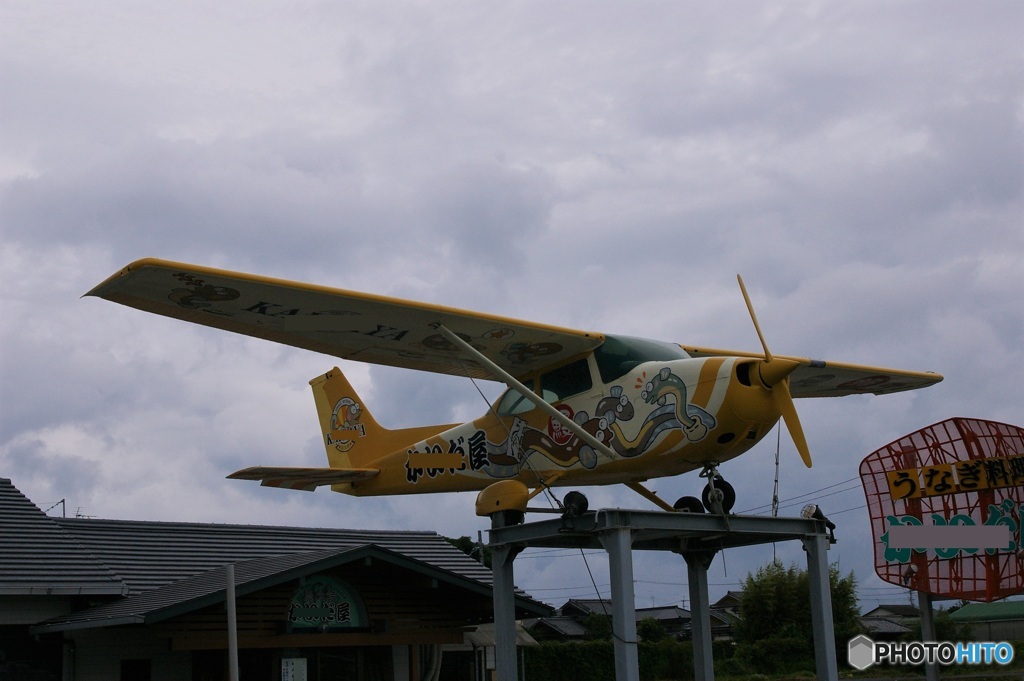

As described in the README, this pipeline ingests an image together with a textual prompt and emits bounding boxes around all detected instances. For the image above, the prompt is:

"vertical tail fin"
[310,367,386,469]
[310,366,462,471]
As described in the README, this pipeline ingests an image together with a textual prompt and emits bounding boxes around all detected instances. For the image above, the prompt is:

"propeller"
[737,275,812,468]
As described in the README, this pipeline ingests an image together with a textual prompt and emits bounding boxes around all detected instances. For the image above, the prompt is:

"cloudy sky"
[2,1,1022,612]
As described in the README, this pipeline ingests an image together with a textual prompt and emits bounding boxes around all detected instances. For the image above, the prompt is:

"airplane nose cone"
[757,357,801,388]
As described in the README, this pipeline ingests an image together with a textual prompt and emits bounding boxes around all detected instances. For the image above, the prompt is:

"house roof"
[1,478,550,632]
[711,591,743,609]
[559,598,612,617]
[863,604,920,618]
[524,616,589,638]
[0,478,127,596]
[860,616,913,635]
[54,514,496,596]
[950,600,1024,622]
[636,606,690,622]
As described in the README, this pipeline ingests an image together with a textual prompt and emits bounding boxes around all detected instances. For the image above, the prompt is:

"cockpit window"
[495,357,595,416]
[540,358,592,401]
[594,334,690,383]
[496,380,536,416]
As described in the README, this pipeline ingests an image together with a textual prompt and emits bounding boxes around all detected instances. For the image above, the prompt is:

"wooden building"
[0,478,547,680]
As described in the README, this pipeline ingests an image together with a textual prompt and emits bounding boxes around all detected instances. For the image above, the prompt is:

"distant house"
[636,606,691,639]
[525,599,692,641]
[711,590,743,617]
[950,601,1024,640]
[559,598,613,620]
[859,604,921,642]
[682,609,735,641]
[522,616,589,641]
[862,604,920,626]
[859,616,913,640]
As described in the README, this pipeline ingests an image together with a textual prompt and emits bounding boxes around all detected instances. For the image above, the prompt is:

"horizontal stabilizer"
[227,466,379,492]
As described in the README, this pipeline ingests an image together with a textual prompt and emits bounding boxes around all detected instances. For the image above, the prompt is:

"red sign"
[859,418,1024,602]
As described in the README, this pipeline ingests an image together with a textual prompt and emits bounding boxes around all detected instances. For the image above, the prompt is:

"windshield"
[594,334,690,383]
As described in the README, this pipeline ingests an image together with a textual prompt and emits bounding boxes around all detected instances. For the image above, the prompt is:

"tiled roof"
[637,605,691,621]
[0,478,126,596]
[863,604,920,618]
[525,616,588,638]
[560,598,612,616]
[860,616,912,635]
[55,515,494,596]
[2,477,550,632]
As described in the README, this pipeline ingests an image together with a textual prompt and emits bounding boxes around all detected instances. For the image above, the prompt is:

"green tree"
[637,617,668,642]
[735,559,862,673]
[583,613,613,640]
[444,535,491,568]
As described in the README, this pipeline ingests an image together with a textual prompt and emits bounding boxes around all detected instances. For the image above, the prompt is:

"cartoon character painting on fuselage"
[403,337,720,485]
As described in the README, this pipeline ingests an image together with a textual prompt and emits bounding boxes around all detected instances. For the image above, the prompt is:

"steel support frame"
[803,533,838,681]
[682,550,717,681]
[600,527,639,681]
[489,508,838,681]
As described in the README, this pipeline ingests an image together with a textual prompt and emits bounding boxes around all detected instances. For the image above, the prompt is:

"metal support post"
[802,534,838,681]
[225,564,239,681]
[491,512,522,681]
[918,591,940,681]
[683,551,716,681]
[600,527,639,681]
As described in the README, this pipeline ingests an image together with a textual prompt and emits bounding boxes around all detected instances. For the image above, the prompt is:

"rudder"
[310,366,386,469]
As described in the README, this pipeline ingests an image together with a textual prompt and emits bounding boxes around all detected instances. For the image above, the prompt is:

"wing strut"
[436,324,621,464]
[625,482,676,513]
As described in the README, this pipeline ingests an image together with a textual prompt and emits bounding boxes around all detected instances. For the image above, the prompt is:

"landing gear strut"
[696,464,736,515]
[672,465,736,515]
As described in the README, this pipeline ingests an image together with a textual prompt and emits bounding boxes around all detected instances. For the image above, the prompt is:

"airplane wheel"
[673,496,705,513]
[562,491,589,518]
[701,476,736,514]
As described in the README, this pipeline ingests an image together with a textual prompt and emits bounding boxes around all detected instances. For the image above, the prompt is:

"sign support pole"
[918,591,940,681]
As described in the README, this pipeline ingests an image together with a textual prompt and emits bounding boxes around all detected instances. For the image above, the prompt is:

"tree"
[637,617,668,642]
[734,559,862,673]
[444,535,491,568]
[583,613,613,640]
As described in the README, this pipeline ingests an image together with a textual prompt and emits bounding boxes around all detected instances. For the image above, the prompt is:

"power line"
[737,476,860,515]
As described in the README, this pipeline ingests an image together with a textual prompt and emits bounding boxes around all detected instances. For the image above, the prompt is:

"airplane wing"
[87,258,604,380]
[227,466,379,492]
[680,346,943,397]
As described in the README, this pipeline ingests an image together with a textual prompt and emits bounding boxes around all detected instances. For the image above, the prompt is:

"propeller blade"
[737,274,773,362]
[738,275,812,467]
[773,381,813,468]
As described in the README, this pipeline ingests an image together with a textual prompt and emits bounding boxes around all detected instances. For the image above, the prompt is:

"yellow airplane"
[87,258,942,518]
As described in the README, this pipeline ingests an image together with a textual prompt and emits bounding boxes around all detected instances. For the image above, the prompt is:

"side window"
[540,359,592,402]
[496,380,536,416]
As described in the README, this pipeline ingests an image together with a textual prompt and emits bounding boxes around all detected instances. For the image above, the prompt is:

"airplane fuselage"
[343,349,782,496]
